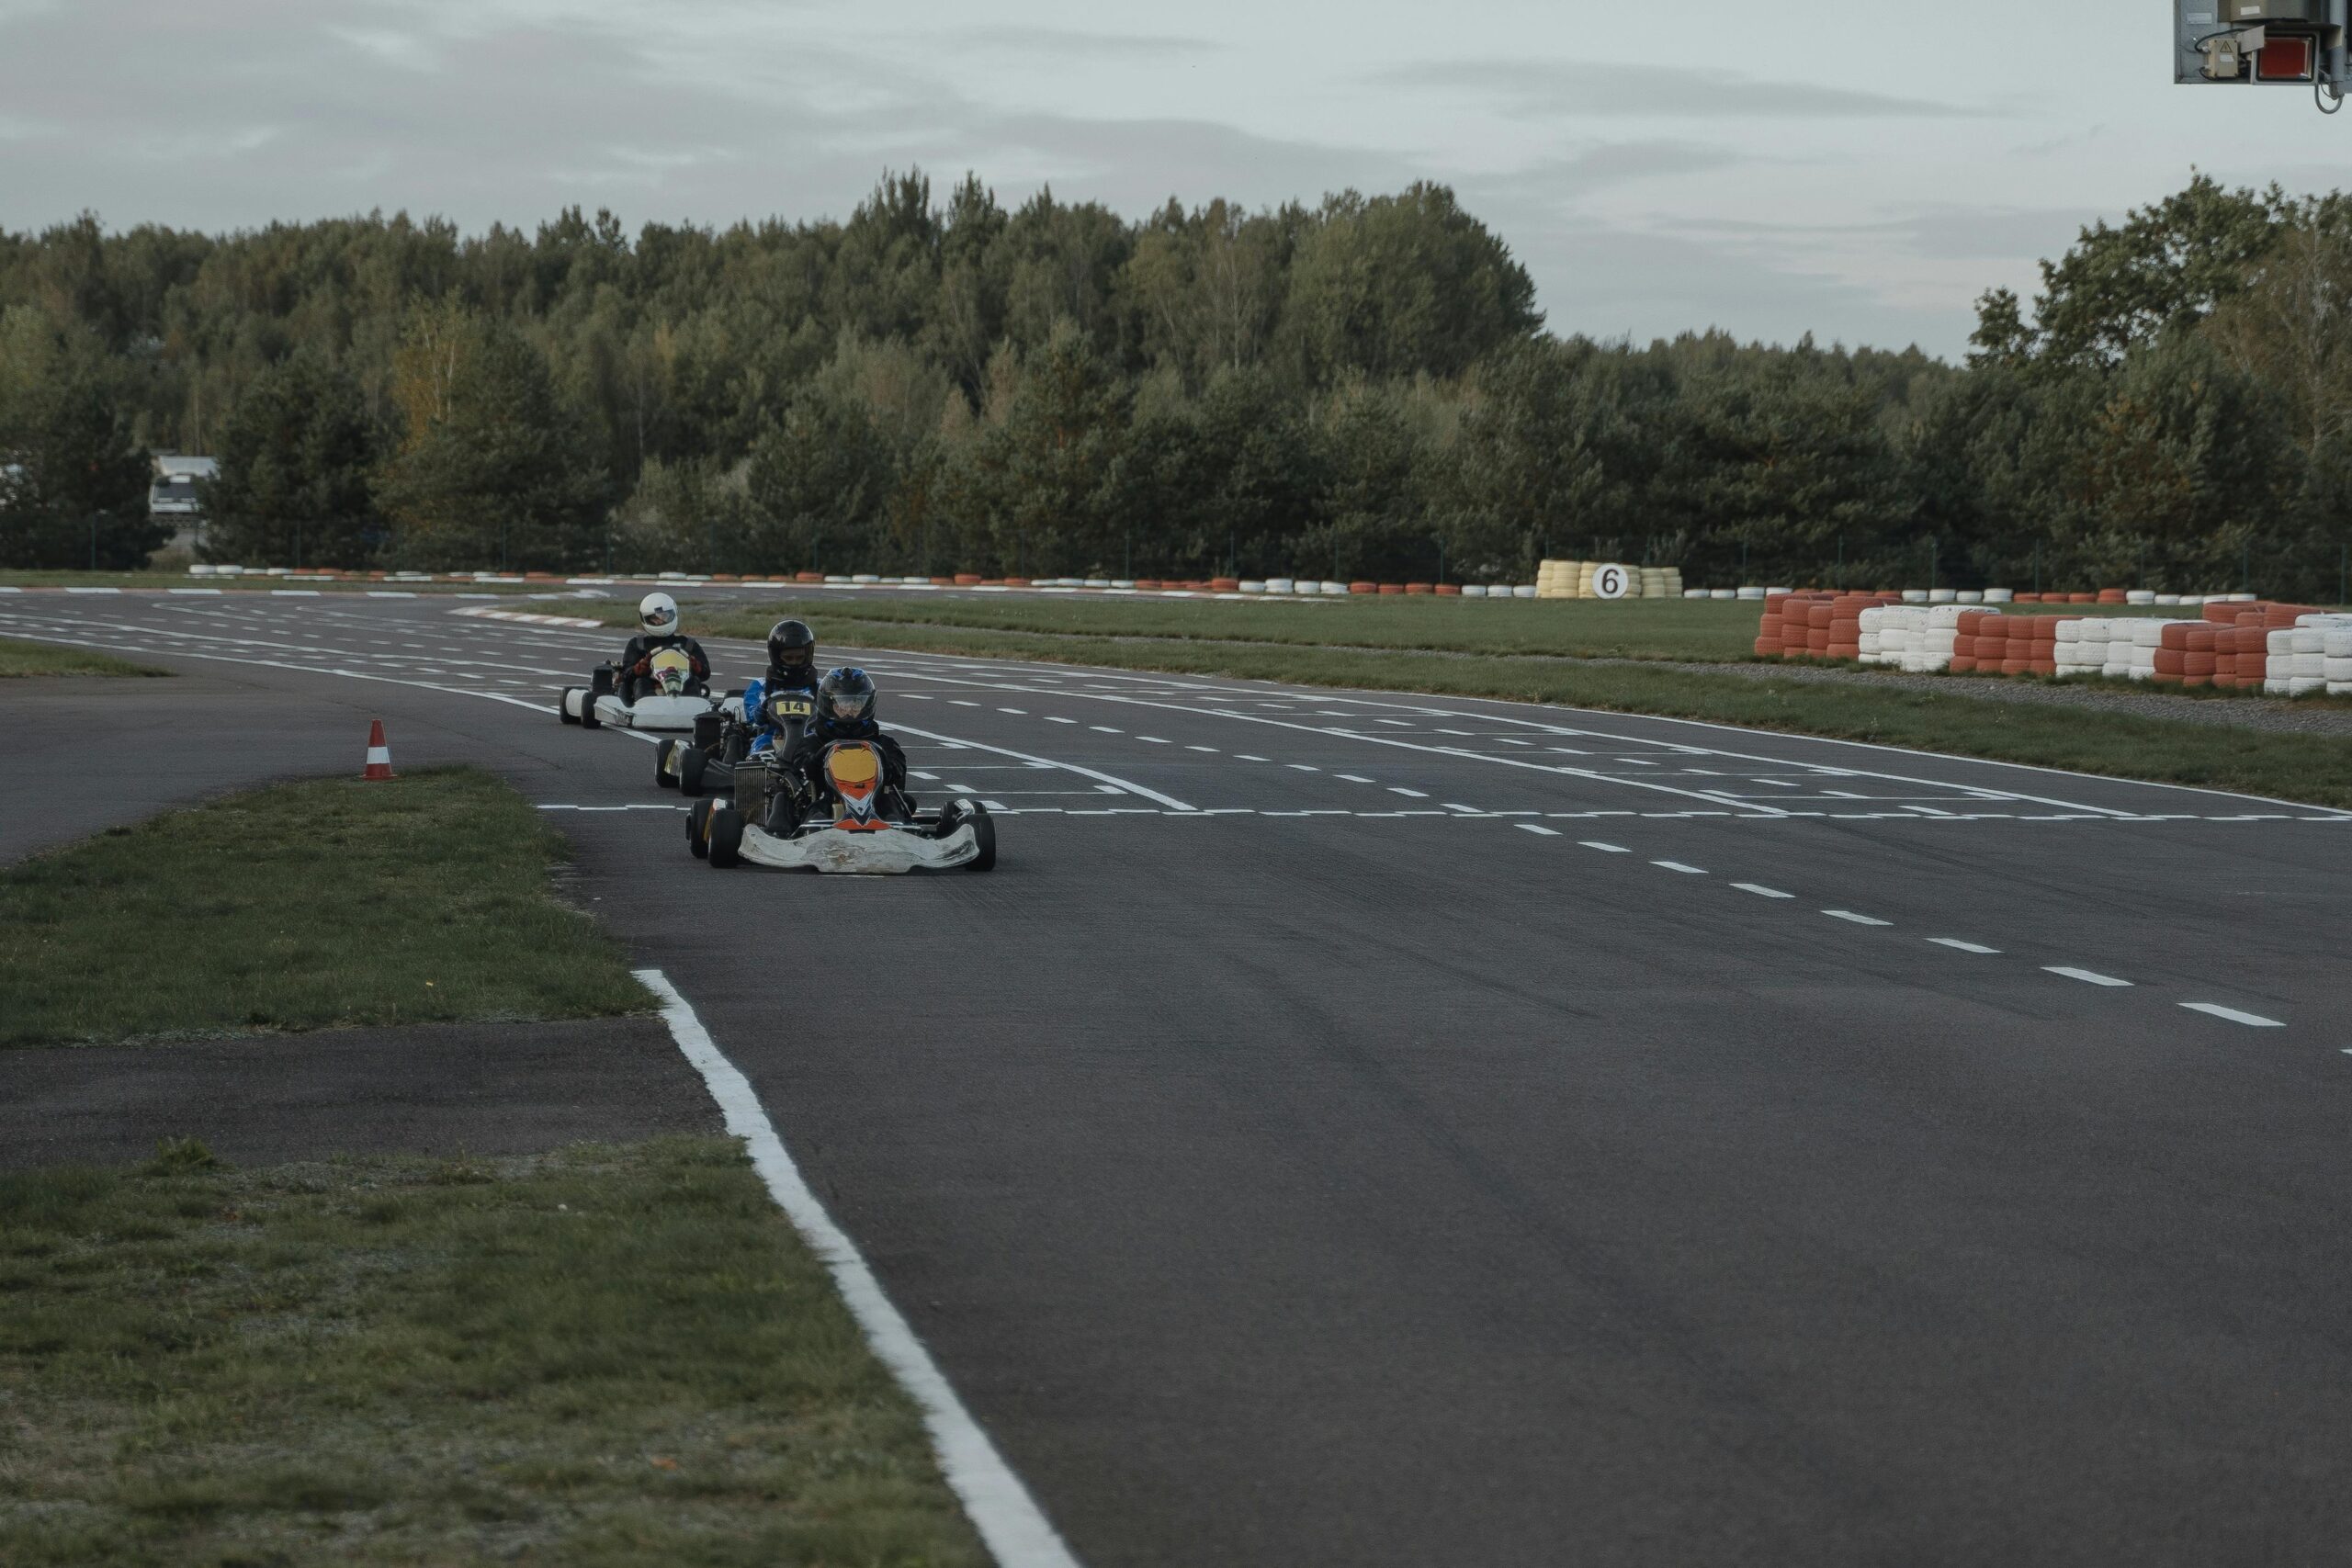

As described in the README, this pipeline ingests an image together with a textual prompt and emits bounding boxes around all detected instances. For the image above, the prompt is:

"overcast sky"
[2,0,2344,358]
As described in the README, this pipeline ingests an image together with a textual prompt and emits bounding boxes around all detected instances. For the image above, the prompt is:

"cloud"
[953,26,1223,61]
[1376,59,1988,120]
[1464,141,1758,205]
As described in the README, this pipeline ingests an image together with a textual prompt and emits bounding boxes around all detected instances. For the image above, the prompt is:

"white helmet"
[638,592,680,637]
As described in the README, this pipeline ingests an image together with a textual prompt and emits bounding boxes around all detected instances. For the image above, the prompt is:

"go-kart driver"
[738,619,820,757]
[797,666,910,800]
[616,592,710,702]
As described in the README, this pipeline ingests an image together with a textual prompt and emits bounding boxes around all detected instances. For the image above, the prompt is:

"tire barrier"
[1754,594,2346,696]
[1536,560,1682,600]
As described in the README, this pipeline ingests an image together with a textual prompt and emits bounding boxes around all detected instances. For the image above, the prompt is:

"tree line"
[1,170,2346,598]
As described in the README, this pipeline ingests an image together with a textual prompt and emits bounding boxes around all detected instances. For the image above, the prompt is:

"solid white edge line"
[2180,1002,2285,1027]
[636,968,1082,1568]
[2044,965,2132,987]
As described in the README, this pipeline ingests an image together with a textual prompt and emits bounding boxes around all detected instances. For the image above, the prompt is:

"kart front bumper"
[739,821,982,874]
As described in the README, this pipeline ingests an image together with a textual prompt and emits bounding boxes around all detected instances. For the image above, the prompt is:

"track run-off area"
[6,588,2351,1567]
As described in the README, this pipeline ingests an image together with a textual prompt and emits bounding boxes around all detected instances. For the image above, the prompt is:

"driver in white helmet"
[616,592,710,703]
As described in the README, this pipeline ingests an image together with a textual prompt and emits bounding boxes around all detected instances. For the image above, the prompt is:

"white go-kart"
[557,648,738,732]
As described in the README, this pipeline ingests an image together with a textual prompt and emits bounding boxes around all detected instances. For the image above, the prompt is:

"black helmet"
[767,618,816,678]
[818,666,876,726]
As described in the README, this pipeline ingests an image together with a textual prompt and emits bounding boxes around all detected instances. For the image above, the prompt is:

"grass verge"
[695,612,2352,810]
[0,1135,985,1567]
[0,636,169,678]
[0,767,649,1048]
[616,592,1771,662]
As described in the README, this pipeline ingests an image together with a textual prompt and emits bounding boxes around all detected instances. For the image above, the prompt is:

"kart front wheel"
[655,739,679,789]
[706,804,743,869]
[945,798,996,872]
[687,798,712,859]
[678,747,707,798]
[558,688,582,726]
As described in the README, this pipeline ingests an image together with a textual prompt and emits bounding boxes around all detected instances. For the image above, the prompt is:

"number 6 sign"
[1590,563,1630,601]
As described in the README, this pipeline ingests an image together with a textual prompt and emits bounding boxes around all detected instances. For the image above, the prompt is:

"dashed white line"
[1579,840,1631,853]
[2180,1002,2283,1028]
[1928,938,2001,954]
[1090,726,1122,734]
[1186,745,1218,753]
[1652,861,1707,874]
[1731,883,1793,899]
[1517,824,1561,837]
[1389,787,1429,798]
[1288,763,1319,773]
[1237,754,1271,762]
[2044,966,2132,987]
[1046,716,1076,725]
[1823,910,1893,927]
[1336,774,1374,784]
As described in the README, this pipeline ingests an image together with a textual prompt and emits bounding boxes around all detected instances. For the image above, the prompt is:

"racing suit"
[616,633,711,701]
[738,669,821,757]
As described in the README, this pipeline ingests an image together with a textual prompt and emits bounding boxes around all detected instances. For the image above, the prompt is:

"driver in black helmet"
[738,619,820,759]
[800,666,910,799]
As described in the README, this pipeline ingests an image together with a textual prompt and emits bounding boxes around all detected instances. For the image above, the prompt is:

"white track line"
[2180,1002,2284,1027]
[1516,824,1561,836]
[1651,861,1707,874]
[891,724,1194,812]
[1928,938,2001,954]
[1731,883,1793,899]
[2045,966,2132,987]
[1822,909,1893,927]
[637,969,1082,1568]
[1578,840,1631,853]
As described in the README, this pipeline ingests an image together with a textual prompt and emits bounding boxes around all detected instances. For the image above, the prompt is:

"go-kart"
[558,648,735,732]
[685,737,994,874]
[654,689,812,796]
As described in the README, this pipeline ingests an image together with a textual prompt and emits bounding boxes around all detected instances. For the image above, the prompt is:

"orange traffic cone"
[363,719,396,781]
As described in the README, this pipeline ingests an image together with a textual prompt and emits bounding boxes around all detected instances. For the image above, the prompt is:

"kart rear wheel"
[558,688,582,726]
[655,739,679,788]
[678,746,707,798]
[687,797,712,859]
[707,804,743,869]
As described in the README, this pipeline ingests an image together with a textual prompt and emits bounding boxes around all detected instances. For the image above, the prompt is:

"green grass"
[618,592,1771,662]
[0,636,169,678]
[699,613,2352,810]
[0,768,650,1048]
[0,1136,986,1567]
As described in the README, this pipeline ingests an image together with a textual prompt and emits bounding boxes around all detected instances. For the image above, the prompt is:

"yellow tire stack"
[1536,559,1589,600]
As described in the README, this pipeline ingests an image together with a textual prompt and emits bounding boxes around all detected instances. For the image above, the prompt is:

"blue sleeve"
[741,678,766,726]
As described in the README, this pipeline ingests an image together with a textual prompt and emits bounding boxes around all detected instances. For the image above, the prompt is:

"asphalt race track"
[6,588,2350,1568]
